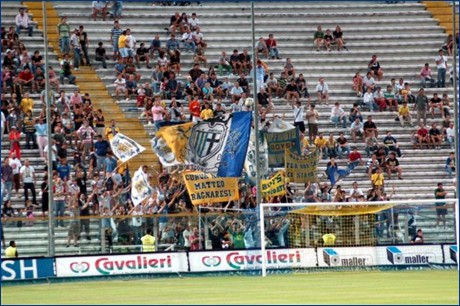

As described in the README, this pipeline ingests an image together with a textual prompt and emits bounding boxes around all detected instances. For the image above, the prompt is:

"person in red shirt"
[347,146,363,172]
[9,126,21,159]
[189,227,202,251]
[17,66,36,92]
[265,33,280,59]
[189,95,201,123]
[416,123,430,149]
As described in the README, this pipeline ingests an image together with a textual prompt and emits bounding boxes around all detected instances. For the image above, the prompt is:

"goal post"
[259,199,459,277]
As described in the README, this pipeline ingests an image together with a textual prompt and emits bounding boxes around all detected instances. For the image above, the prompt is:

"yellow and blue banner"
[285,150,318,183]
[182,171,239,205]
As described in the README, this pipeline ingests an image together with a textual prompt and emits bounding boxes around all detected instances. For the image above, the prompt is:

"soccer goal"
[259,199,459,277]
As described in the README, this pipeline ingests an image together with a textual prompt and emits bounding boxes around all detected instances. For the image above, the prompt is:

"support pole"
[43,1,55,257]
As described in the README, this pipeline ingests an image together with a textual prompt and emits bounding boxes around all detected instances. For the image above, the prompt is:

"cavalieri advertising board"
[55,253,187,277]
[188,248,316,272]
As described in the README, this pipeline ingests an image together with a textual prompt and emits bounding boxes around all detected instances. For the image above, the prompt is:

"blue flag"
[217,112,252,177]
[326,166,348,186]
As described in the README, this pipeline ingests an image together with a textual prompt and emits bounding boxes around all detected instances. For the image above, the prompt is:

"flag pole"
[250,1,266,277]
[43,1,55,257]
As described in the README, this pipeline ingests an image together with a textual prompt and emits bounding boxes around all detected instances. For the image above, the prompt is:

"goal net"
[259,199,459,276]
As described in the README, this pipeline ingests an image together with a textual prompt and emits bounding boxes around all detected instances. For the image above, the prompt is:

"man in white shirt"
[70,29,81,70]
[445,122,455,150]
[347,181,364,202]
[330,102,347,129]
[15,8,33,37]
[9,153,22,196]
[1,111,5,139]
[92,1,108,21]
[315,77,329,104]
[189,13,200,31]
[291,101,306,133]
[435,49,448,88]
[126,28,137,58]
[20,159,36,204]
[363,87,378,112]
[350,118,364,142]
[44,139,58,170]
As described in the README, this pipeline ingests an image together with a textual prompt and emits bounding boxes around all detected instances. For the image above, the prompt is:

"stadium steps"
[423,1,458,35]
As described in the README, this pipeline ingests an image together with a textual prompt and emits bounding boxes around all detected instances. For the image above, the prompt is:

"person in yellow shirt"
[141,229,156,252]
[320,233,336,246]
[21,92,34,114]
[104,119,120,141]
[397,101,413,127]
[314,133,328,159]
[371,166,384,191]
[200,103,214,120]
[5,241,18,258]
[118,30,128,59]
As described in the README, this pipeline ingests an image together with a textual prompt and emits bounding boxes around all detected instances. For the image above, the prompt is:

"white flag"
[131,166,153,206]
[110,132,145,163]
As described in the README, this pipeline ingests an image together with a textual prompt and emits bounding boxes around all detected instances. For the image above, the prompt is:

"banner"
[182,171,239,205]
[244,128,269,185]
[1,258,55,280]
[263,118,300,167]
[131,166,154,206]
[188,113,252,175]
[110,132,145,163]
[188,248,317,272]
[151,122,193,167]
[285,150,318,183]
[55,253,188,277]
[261,171,286,197]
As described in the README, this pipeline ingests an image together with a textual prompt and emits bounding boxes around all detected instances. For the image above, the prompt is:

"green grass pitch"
[2,270,458,305]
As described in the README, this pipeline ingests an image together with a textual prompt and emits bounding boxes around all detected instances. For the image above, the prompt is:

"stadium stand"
[1,1,457,257]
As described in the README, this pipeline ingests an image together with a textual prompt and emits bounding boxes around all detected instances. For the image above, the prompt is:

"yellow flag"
[261,170,286,197]
[182,171,239,205]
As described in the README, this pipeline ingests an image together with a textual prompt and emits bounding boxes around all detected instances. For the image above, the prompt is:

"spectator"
[313,25,324,51]
[284,58,296,78]
[416,123,430,149]
[112,0,123,20]
[323,29,333,52]
[382,131,402,157]
[383,85,398,111]
[239,49,252,76]
[1,157,14,203]
[110,20,123,60]
[373,87,387,112]
[57,16,71,54]
[434,182,448,229]
[336,132,350,159]
[15,8,33,37]
[352,72,363,97]
[266,72,281,99]
[217,51,231,76]
[286,79,300,105]
[66,200,80,247]
[104,119,119,141]
[435,49,448,88]
[9,126,21,159]
[350,117,364,142]
[362,71,376,93]
[428,122,442,149]
[347,146,363,172]
[445,152,455,179]
[192,26,207,49]
[92,1,109,21]
[371,167,384,191]
[295,73,311,102]
[193,48,207,69]
[315,77,329,104]
[363,87,378,112]
[364,130,379,158]
[23,111,36,149]
[330,102,347,129]
[445,122,455,151]
[333,25,347,51]
[20,159,36,205]
[349,103,363,123]
[363,115,378,138]
[118,30,129,59]
[368,54,383,81]
[305,103,319,143]
[429,92,442,119]
[326,132,338,159]
[410,229,424,244]
[18,67,35,93]
[413,88,428,126]
[95,42,108,69]
[70,28,81,70]
[314,133,328,160]
[440,93,451,119]
[256,37,269,60]
[169,12,184,35]
[59,53,76,84]
[9,152,22,198]
[78,25,90,66]
[420,63,436,88]
[229,49,242,75]
[385,152,403,180]
[366,153,380,179]
[149,34,162,59]
[266,33,280,59]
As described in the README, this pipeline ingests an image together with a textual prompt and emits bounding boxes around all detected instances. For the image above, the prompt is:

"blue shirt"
[34,123,47,136]
[57,164,71,180]
[104,157,117,173]
[95,140,110,157]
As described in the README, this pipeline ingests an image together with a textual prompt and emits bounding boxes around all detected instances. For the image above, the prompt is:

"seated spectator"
[383,131,402,157]
[284,58,296,78]
[239,49,252,75]
[366,153,380,179]
[200,102,214,120]
[363,87,378,112]
[373,87,387,112]
[285,79,300,105]
[383,85,398,111]
[218,51,232,76]
[266,33,280,59]
[323,29,333,52]
[330,102,347,129]
[364,130,379,158]
[92,1,109,21]
[166,34,180,55]
[428,122,442,149]
[333,25,347,51]
[326,133,338,159]
[336,132,350,159]
[429,92,441,119]
[350,117,364,142]
[370,167,384,191]
[202,82,214,102]
[440,93,451,118]
[189,12,200,31]
[59,53,76,84]
[445,152,455,179]
[400,82,415,104]
[314,133,328,160]
[169,50,182,75]
[192,26,207,49]
[295,73,311,101]
[188,63,204,82]
[347,146,363,172]
[189,95,201,123]
[385,152,403,180]
[363,115,378,138]
[420,63,436,88]
[256,37,269,59]
[368,54,383,81]
[349,103,363,123]
[230,49,242,75]
[135,43,151,69]
[237,74,250,95]
[313,25,324,51]
[149,34,162,58]
[125,74,137,101]
[194,47,207,68]
[416,123,430,149]
[362,71,375,93]
[114,73,127,98]
[15,8,33,37]
[47,66,60,91]
[31,50,44,74]
[315,77,329,104]
[168,97,185,122]
[150,65,163,93]
[18,67,35,93]
[169,12,185,35]
[125,57,141,81]
[352,72,363,97]
[181,27,196,53]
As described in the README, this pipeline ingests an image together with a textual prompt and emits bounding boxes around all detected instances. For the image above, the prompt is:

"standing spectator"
[78,25,90,66]
[70,29,81,70]
[20,159,36,205]
[66,200,80,247]
[112,0,123,20]
[23,111,36,149]
[445,152,455,179]
[15,8,33,37]
[92,1,109,21]
[53,176,67,227]
[95,42,108,69]
[9,126,21,159]
[59,53,76,84]
[189,227,202,251]
[9,153,22,198]
[77,120,96,164]
[435,49,448,88]
[420,63,436,88]
[445,122,455,151]
[57,17,71,54]
[434,182,448,229]
[305,103,319,143]
[290,100,306,133]
[413,88,428,126]
[110,20,123,60]
[1,157,13,203]
[368,54,383,81]
[315,77,329,104]
[104,119,119,141]
[125,28,137,58]
[313,25,324,51]
[266,33,280,59]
